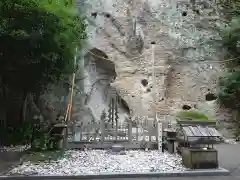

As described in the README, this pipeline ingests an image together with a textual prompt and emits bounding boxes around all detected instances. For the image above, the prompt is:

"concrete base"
[182,148,218,169]
[0,168,230,179]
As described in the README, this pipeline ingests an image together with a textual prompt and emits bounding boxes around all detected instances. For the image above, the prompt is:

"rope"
[176,55,240,63]
[87,50,146,61]
[87,49,240,64]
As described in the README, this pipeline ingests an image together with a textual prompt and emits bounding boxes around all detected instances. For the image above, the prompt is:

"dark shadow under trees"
[0,0,86,146]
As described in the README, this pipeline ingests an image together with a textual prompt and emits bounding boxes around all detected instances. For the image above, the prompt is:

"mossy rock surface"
[176,110,213,121]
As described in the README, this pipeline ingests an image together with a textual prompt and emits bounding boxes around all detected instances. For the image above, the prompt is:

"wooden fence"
[68,116,163,150]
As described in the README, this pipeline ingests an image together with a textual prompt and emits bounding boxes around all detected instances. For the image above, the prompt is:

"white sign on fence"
[157,122,163,151]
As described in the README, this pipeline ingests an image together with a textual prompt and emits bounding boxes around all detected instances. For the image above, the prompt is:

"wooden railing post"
[128,117,132,143]
[100,118,105,143]
[157,119,163,151]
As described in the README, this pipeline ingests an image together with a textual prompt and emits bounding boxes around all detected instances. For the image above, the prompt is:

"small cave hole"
[193,9,200,15]
[182,105,192,110]
[132,95,135,98]
[182,11,187,16]
[205,93,217,101]
[146,88,151,92]
[141,79,148,87]
[105,13,111,18]
[91,12,98,18]
[150,41,156,44]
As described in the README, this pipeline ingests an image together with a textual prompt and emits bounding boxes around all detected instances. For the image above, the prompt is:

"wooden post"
[86,123,90,141]
[100,117,105,143]
[93,124,97,142]
[128,117,132,143]
[68,72,76,122]
[115,95,118,141]
[157,121,163,151]
[63,48,77,149]
[136,122,139,141]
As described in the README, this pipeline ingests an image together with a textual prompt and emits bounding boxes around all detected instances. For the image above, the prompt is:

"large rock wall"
[73,0,230,122]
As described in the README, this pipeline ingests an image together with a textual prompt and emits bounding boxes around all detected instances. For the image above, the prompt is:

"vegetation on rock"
[176,110,210,121]
[0,0,86,92]
[217,0,240,109]
[217,0,240,137]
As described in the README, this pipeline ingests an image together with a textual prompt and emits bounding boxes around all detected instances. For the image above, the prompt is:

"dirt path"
[215,144,240,175]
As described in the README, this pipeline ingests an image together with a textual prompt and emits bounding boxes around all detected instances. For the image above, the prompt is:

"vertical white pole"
[151,42,162,151]
[151,42,157,123]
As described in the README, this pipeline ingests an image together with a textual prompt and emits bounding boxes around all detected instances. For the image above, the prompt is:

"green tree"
[217,71,240,109]
[217,0,240,137]
[0,0,86,92]
[0,0,86,127]
[217,1,240,108]
[217,16,240,110]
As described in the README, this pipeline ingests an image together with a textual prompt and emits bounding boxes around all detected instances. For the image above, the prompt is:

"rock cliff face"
[71,0,230,125]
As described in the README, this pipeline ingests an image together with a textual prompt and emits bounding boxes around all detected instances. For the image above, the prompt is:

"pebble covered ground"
[8,150,186,175]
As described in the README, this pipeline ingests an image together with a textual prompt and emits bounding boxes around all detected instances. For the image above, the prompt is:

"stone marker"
[111,144,124,153]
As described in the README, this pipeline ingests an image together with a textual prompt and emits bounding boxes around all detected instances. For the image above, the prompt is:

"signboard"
[157,122,163,151]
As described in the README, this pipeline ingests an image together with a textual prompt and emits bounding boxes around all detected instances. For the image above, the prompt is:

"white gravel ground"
[9,150,186,175]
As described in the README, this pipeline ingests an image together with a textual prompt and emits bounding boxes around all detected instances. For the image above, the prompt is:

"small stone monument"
[111,144,125,154]
[49,123,67,149]
[112,144,124,152]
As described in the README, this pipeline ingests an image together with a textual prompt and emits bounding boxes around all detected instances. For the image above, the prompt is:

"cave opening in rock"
[81,47,118,125]
[182,105,191,110]
[193,9,200,15]
[205,93,217,101]
[141,79,148,87]
[118,97,130,114]
[182,11,187,16]
[91,12,98,18]
[146,88,151,92]
[85,48,116,77]
[104,13,111,18]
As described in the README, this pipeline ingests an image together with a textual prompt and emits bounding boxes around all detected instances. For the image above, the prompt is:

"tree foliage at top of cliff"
[218,0,240,19]
[217,0,240,110]
[0,0,86,93]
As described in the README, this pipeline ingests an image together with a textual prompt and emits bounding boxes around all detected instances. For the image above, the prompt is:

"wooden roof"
[182,125,222,137]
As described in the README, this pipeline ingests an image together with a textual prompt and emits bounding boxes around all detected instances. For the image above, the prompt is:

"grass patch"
[22,150,66,163]
[176,110,210,121]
